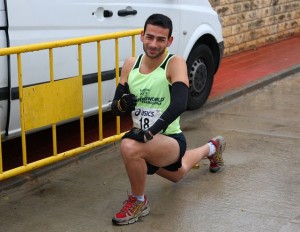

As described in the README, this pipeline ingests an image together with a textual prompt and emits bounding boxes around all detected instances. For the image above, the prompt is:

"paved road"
[0,72,299,232]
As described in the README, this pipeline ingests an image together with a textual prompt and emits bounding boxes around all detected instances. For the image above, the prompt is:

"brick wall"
[209,0,300,56]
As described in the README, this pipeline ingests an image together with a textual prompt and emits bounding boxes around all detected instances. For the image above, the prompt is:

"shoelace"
[120,196,136,213]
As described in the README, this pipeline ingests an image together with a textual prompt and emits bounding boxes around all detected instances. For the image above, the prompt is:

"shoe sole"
[210,166,224,173]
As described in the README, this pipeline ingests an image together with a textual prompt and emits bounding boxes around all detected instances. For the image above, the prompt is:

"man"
[110,13,226,226]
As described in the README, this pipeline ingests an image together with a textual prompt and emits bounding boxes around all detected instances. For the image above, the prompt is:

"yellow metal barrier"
[0,28,142,181]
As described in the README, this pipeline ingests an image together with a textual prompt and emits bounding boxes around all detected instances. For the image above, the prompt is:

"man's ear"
[167,36,174,47]
[140,31,145,42]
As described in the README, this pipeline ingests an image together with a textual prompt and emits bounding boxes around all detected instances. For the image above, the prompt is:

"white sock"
[133,195,145,202]
[208,142,216,156]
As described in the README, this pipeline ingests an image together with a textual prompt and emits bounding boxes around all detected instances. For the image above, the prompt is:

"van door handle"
[118,9,137,17]
[103,10,113,17]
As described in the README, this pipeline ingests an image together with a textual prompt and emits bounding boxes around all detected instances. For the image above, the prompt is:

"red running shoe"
[112,195,150,226]
[208,136,226,173]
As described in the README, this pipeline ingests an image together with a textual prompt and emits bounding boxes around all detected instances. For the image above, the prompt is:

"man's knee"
[120,138,140,158]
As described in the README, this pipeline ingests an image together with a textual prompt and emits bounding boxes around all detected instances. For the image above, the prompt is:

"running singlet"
[128,53,181,135]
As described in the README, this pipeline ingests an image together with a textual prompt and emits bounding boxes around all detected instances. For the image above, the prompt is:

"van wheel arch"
[186,43,214,110]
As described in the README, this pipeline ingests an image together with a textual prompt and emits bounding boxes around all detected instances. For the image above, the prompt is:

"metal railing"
[0,28,142,181]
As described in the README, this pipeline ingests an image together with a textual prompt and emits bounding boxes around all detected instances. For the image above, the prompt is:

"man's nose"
[149,39,158,47]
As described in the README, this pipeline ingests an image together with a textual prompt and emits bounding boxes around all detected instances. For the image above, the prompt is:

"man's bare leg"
[156,144,210,182]
[120,135,181,196]
[156,135,226,182]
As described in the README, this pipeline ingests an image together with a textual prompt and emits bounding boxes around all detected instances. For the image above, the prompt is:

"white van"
[0,0,223,140]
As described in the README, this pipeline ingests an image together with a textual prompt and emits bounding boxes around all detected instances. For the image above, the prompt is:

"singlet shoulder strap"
[132,53,174,71]
[160,54,174,70]
[132,54,143,70]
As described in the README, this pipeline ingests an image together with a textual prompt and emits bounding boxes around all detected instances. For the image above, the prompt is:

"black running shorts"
[146,132,187,175]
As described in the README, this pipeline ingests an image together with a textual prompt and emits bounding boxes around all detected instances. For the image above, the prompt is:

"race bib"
[132,108,162,130]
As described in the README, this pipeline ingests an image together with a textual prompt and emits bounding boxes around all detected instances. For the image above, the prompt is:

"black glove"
[122,127,153,143]
[111,82,137,115]
[119,94,137,112]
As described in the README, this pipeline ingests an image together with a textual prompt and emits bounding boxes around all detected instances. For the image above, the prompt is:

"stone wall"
[209,0,300,56]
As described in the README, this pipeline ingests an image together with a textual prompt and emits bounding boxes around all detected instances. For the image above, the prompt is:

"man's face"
[141,24,173,59]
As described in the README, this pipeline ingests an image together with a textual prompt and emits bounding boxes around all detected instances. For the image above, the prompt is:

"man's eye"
[145,34,153,38]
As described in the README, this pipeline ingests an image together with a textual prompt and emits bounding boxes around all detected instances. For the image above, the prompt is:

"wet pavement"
[0,71,299,232]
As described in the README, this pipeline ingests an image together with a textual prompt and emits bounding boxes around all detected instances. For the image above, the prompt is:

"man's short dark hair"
[144,14,173,38]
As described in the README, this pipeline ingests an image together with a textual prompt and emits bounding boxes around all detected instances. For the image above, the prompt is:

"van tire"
[186,44,215,110]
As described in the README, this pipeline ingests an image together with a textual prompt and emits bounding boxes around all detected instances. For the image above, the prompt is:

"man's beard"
[143,44,165,59]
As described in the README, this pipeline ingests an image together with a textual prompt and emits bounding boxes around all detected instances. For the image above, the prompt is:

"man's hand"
[119,94,137,112]
[122,127,153,143]
[111,82,137,115]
